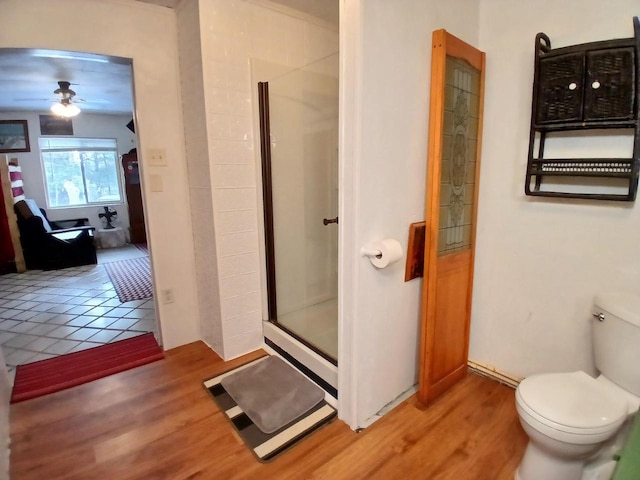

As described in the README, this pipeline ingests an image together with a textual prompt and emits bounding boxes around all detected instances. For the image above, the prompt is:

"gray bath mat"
[221,356,324,433]
[204,356,336,461]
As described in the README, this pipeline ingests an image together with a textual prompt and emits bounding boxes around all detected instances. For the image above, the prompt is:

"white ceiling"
[0,49,134,115]
[0,0,337,117]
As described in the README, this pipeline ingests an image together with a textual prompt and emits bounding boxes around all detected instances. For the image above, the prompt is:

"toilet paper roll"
[368,238,403,269]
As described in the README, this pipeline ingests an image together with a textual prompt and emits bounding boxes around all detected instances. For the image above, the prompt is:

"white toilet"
[515,293,640,480]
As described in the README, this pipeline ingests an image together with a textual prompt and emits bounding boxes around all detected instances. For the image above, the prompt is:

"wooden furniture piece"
[418,30,486,406]
[0,156,25,273]
[525,17,640,201]
[121,149,146,244]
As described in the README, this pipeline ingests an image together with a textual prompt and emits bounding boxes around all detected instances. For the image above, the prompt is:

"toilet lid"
[518,371,627,432]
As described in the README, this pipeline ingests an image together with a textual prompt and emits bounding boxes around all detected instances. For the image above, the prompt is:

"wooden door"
[418,30,485,406]
[122,151,146,244]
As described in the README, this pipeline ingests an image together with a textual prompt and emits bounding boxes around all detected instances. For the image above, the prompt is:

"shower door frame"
[258,82,278,322]
[257,81,338,366]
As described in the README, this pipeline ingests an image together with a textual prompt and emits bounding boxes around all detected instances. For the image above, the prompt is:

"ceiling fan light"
[65,104,81,117]
[51,101,81,118]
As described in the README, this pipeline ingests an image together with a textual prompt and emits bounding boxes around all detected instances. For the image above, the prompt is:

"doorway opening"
[0,48,157,383]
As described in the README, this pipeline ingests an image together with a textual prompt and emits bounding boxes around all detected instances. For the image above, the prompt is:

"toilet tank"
[593,293,640,396]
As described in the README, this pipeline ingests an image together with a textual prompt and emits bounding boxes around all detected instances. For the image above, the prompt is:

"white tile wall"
[178,0,338,360]
[221,291,261,319]
[223,329,263,360]
[223,311,262,339]
[211,165,256,188]
[177,0,224,356]
[219,272,261,298]
[213,187,258,211]
[217,232,259,257]
[218,252,260,278]
[216,209,258,234]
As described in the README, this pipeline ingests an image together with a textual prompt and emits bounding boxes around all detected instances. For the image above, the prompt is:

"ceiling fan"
[14,81,86,103]
[53,81,77,100]
[51,80,82,117]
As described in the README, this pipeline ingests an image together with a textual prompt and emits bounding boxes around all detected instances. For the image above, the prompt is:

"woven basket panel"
[536,53,584,123]
[584,48,635,120]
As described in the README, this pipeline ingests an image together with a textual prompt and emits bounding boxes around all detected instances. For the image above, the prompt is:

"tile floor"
[0,245,156,385]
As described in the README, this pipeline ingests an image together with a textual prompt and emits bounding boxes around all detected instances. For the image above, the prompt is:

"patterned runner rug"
[104,256,152,303]
[134,243,148,255]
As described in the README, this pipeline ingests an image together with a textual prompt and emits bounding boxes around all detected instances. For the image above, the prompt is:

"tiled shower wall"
[178,0,338,359]
[177,0,224,354]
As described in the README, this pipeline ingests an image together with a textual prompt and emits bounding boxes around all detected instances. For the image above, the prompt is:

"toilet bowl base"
[517,441,585,480]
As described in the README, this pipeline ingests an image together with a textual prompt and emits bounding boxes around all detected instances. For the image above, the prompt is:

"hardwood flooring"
[10,341,528,479]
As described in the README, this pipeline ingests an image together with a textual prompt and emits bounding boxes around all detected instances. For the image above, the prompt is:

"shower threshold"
[263,321,338,400]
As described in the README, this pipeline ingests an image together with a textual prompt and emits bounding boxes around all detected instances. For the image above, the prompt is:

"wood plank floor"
[10,341,528,479]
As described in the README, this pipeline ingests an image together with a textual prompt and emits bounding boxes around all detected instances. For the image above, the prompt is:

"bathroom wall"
[0,0,200,350]
[179,0,338,359]
[0,111,136,232]
[340,0,480,428]
[471,0,640,379]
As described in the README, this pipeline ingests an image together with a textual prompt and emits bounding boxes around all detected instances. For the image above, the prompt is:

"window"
[39,138,122,208]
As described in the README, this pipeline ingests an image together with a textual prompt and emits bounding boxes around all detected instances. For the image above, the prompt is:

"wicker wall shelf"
[525,17,640,201]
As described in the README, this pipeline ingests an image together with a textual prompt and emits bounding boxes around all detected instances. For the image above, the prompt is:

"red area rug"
[11,333,164,403]
[104,256,152,303]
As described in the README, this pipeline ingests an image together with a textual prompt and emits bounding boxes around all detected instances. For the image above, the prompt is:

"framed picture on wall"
[0,120,30,153]
[39,115,74,136]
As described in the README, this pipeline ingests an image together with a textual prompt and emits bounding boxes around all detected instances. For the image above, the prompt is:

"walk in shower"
[258,53,339,365]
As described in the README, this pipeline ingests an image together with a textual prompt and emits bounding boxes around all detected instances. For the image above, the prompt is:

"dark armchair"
[14,199,97,270]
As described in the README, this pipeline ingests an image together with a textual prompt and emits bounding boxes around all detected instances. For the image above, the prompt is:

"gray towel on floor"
[221,356,324,434]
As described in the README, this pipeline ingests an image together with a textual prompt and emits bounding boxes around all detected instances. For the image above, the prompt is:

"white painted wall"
[0,0,200,350]
[0,111,136,231]
[472,0,640,379]
[340,0,480,428]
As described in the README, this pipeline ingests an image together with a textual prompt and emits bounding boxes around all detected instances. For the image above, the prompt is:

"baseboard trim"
[468,360,521,389]
[359,385,417,430]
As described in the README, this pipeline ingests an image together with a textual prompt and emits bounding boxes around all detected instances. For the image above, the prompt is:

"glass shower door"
[258,54,339,362]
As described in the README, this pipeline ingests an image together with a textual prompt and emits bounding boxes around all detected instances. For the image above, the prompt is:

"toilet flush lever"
[592,312,605,322]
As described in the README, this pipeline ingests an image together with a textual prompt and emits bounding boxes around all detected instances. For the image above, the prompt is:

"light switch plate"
[147,148,167,166]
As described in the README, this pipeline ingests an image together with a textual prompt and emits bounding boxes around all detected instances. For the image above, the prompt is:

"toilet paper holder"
[360,239,404,269]
[360,247,383,259]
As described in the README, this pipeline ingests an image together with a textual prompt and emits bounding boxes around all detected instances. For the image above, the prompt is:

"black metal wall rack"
[525,17,640,201]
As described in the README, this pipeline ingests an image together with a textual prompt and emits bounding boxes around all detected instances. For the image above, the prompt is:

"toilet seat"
[517,371,627,438]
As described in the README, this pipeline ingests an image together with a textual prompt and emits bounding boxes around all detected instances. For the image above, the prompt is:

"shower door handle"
[323,217,339,225]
